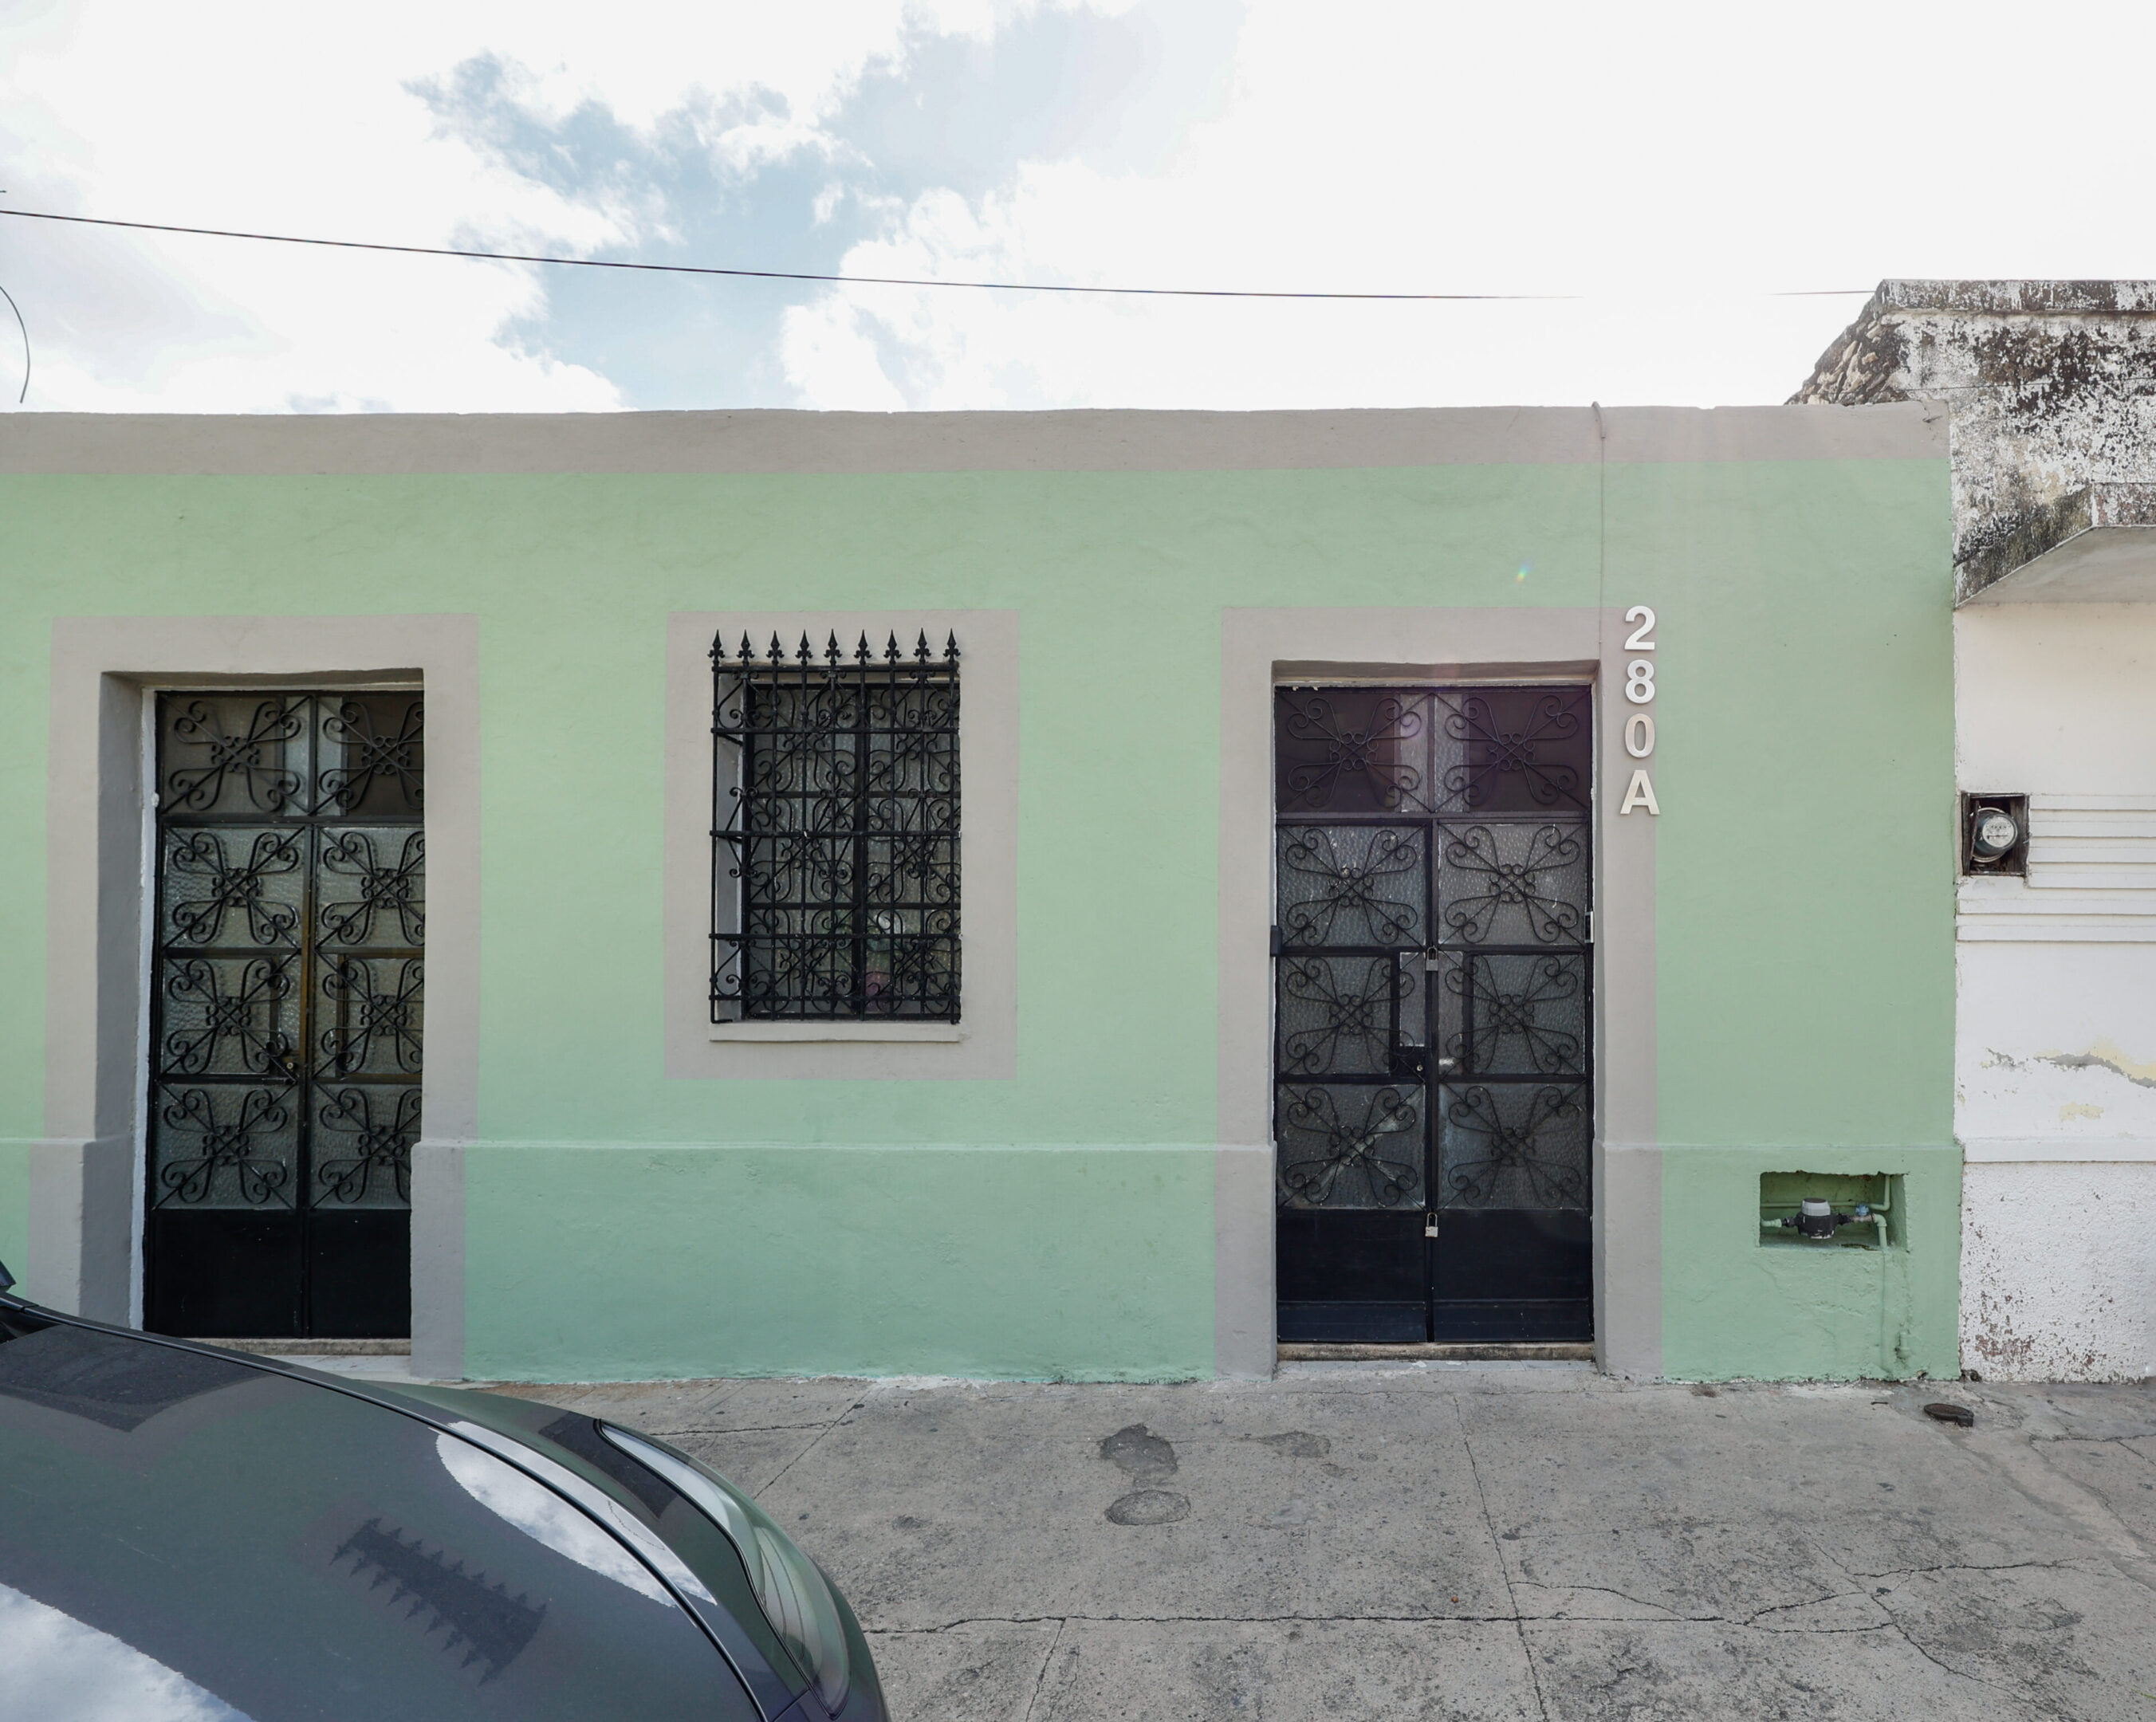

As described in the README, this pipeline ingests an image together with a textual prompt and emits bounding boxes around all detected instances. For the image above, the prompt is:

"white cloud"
[10,0,2156,414]
[780,0,2156,408]
[0,1,1013,410]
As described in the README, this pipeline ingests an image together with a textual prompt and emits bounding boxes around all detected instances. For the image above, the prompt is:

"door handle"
[1388,948,1426,1082]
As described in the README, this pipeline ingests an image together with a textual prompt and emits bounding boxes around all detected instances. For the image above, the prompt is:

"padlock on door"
[1423,1212,1440,1239]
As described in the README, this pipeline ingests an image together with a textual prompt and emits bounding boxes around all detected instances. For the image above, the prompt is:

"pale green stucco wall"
[467,1145,1216,1382]
[0,556,43,1298]
[0,1143,26,1295]
[1,445,1954,1380]
[1629,459,1960,1378]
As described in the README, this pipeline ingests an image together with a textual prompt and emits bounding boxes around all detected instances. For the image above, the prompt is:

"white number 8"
[1625,659,1655,705]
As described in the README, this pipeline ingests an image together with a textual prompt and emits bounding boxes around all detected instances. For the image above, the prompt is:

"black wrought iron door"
[1273,686,1592,1343]
[144,692,423,1339]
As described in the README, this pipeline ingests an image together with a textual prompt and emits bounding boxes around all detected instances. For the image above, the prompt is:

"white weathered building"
[1799,282,2156,1380]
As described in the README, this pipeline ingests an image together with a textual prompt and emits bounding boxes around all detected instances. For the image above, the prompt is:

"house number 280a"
[1619,606,1660,816]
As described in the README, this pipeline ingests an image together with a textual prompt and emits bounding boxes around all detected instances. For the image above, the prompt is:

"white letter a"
[1620,769,1660,816]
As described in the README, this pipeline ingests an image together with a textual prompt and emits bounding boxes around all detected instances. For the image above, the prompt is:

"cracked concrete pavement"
[485,1363,2156,1720]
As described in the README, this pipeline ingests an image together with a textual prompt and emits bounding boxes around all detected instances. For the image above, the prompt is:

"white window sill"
[708,1020,966,1044]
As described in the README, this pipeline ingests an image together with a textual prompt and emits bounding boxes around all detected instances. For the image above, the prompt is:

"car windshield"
[0,1316,757,1721]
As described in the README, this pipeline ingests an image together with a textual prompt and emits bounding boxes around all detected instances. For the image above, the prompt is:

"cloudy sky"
[4,0,2154,414]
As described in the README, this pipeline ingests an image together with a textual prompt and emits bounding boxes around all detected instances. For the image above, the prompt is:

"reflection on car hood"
[0,1580,250,1722]
[0,1311,759,1722]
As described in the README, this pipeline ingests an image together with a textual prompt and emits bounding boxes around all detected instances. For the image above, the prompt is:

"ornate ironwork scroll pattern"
[1437,823,1587,946]
[163,829,305,946]
[1438,1083,1588,1209]
[1273,684,1593,1251]
[738,681,860,832]
[318,830,427,947]
[1277,956,1419,1079]
[1275,690,1434,814]
[867,678,960,802]
[319,957,425,1076]
[150,690,422,1216]
[159,956,299,1079]
[317,698,424,815]
[152,1084,297,1207]
[163,696,309,816]
[712,631,961,1020]
[1277,826,1425,949]
[1276,1084,1425,1209]
[313,1086,421,1207]
[1438,953,1587,1077]
[1435,687,1591,812]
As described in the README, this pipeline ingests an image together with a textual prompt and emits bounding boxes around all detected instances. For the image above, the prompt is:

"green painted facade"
[0,424,1957,1382]
[0,1149,25,1306]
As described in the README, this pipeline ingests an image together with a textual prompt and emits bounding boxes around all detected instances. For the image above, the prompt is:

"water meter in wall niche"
[1961,792,2029,877]
[1758,1172,1898,1250]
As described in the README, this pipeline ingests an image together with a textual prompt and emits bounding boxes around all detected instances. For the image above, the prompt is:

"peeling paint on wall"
[1958,1030,2156,1143]
[1978,1040,2156,1090]
[1961,1163,2156,1381]
[1795,280,2156,600]
[2039,1039,2156,1087]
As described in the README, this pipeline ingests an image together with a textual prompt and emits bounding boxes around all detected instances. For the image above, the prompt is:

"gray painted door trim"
[1215,607,1660,1379]
[41,616,478,1378]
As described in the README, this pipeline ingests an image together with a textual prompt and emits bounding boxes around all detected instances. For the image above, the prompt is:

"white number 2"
[1626,659,1655,704]
[1623,605,1656,651]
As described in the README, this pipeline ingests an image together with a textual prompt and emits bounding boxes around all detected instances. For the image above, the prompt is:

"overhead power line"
[0,206,1873,302]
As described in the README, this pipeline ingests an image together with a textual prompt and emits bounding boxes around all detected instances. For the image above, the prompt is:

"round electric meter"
[1971,807,2020,860]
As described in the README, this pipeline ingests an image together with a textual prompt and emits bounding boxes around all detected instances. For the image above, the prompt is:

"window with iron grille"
[710,629,960,1020]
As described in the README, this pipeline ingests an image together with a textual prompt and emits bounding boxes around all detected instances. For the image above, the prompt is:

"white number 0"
[1625,659,1655,704]
[1623,606,1656,651]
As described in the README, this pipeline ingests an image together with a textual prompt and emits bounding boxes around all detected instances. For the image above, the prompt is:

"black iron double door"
[144,691,423,1339]
[1273,685,1593,1343]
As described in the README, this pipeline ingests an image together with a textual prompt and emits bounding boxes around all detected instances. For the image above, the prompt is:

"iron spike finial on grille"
[915,629,931,662]
[884,631,903,663]
[796,632,815,664]
[945,630,960,662]
[824,631,842,664]
[768,632,785,664]
[855,631,872,663]
[738,632,753,662]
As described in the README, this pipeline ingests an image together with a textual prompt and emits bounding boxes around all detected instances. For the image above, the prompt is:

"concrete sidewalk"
[486,1363,2156,1721]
